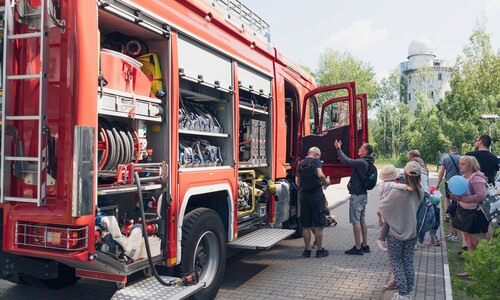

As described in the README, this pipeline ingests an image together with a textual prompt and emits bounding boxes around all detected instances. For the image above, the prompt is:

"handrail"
[206,0,271,43]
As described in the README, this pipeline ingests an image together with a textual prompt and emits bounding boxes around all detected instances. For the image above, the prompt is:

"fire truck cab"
[0,0,368,299]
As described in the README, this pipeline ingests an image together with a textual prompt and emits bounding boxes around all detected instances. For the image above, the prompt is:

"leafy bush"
[373,154,408,168]
[464,228,500,299]
[395,154,408,168]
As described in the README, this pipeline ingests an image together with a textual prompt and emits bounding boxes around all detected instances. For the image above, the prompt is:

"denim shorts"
[349,194,368,224]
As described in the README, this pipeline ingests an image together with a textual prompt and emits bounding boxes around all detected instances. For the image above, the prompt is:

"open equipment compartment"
[94,7,169,269]
[177,34,234,170]
[236,63,273,222]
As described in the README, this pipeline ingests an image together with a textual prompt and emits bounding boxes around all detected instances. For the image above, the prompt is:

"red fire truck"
[0,0,368,299]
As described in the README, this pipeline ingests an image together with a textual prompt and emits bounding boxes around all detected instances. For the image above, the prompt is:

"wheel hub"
[195,246,207,272]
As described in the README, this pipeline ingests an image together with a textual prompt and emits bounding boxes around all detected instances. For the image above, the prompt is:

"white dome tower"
[407,37,436,69]
[399,37,451,107]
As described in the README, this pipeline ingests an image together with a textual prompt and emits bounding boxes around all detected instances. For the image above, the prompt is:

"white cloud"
[487,0,500,10]
[321,20,390,51]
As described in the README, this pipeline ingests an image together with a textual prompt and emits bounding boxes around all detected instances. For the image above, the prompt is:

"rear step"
[228,228,295,249]
[112,276,206,300]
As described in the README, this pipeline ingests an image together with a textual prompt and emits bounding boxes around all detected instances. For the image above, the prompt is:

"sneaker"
[376,240,388,251]
[447,235,458,242]
[385,281,397,290]
[445,233,453,238]
[302,249,311,257]
[458,246,468,256]
[434,240,441,246]
[345,246,363,255]
[361,244,371,253]
[316,248,329,258]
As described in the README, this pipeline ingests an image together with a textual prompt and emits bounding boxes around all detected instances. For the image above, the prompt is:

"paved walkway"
[0,171,450,299]
[217,171,450,300]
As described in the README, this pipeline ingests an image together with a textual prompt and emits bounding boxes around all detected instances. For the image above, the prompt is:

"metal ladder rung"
[8,32,43,39]
[3,196,40,203]
[4,156,40,162]
[1,0,50,207]
[5,115,43,121]
[7,74,42,80]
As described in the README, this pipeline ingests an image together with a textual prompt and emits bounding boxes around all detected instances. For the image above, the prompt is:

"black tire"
[175,208,226,300]
[19,263,80,289]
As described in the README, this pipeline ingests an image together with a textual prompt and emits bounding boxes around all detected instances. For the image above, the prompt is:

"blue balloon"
[448,175,468,196]
[430,195,441,206]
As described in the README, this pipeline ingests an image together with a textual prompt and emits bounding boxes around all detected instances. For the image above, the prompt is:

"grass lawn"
[440,186,478,300]
[441,218,477,299]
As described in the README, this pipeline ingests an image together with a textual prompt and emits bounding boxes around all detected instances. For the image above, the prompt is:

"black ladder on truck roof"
[0,0,50,206]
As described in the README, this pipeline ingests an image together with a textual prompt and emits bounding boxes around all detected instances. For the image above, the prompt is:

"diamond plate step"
[112,276,205,300]
[228,228,295,249]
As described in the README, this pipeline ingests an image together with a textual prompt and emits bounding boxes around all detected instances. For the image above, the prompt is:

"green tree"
[373,69,406,157]
[438,22,500,152]
[314,48,378,105]
[407,93,449,162]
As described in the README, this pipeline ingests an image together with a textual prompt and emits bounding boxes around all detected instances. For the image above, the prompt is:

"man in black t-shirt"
[295,147,330,258]
[466,135,498,184]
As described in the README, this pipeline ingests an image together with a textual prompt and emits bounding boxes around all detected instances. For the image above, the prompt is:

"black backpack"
[356,159,377,190]
[298,157,322,192]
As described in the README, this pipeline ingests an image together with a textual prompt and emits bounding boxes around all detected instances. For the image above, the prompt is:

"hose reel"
[97,118,140,177]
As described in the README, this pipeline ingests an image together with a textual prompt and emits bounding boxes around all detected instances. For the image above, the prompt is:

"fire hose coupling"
[169,271,200,286]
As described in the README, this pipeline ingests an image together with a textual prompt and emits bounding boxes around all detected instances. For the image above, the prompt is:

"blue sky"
[243,0,500,80]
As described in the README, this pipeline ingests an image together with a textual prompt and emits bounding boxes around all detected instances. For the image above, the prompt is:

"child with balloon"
[426,186,443,246]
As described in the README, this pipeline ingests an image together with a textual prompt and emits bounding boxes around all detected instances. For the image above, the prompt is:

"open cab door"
[298,82,368,184]
[353,93,369,153]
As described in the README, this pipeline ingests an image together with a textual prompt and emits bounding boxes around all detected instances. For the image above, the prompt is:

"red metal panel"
[4,0,98,261]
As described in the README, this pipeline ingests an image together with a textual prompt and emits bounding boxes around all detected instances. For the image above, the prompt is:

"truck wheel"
[19,263,80,289]
[175,208,226,300]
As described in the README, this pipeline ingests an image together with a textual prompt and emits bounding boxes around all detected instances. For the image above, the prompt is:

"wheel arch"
[177,183,234,263]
